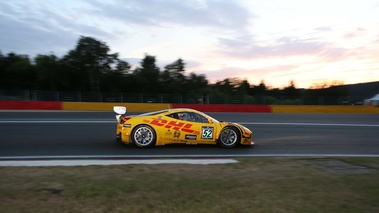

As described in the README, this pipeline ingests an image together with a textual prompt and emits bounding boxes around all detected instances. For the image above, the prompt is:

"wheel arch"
[217,125,242,148]
[219,125,243,137]
[132,123,156,132]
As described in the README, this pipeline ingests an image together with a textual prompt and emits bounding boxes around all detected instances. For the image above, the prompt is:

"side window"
[179,112,191,121]
[166,112,209,123]
[166,113,179,120]
[192,112,209,123]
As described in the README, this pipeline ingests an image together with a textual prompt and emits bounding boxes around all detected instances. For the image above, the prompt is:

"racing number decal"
[201,127,214,139]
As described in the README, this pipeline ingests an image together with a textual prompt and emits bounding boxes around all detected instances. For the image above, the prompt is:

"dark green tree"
[61,36,118,92]
[236,79,250,95]
[165,58,185,77]
[214,78,234,95]
[249,80,267,96]
[101,59,132,92]
[1,53,35,89]
[160,58,186,93]
[133,54,160,93]
[0,51,5,87]
[282,80,301,97]
[306,81,347,97]
[186,73,208,94]
[34,54,61,90]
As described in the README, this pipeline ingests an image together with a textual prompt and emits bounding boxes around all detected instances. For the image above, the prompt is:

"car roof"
[135,108,219,123]
[168,108,198,113]
[136,108,200,117]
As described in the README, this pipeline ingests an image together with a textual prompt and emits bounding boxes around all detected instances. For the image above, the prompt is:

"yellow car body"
[114,107,254,148]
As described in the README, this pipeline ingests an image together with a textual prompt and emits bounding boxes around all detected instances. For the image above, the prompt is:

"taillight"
[120,116,131,124]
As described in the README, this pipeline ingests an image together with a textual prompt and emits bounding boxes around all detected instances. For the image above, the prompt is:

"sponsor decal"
[185,134,197,140]
[201,126,214,139]
[148,118,199,134]
[123,124,131,128]
[174,130,181,138]
[165,130,172,135]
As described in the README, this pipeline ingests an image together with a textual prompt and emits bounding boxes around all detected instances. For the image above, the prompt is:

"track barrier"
[62,102,170,111]
[271,105,379,114]
[1,101,378,113]
[171,104,272,113]
[0,101,62,110]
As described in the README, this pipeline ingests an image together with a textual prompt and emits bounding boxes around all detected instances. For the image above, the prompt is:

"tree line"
[0,36,348,102]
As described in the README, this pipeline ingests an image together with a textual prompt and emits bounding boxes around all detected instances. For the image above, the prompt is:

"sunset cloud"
[0,0,378,88]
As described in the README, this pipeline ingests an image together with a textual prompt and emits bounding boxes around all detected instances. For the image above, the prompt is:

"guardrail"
[1,100,378,113]
[0,89,368,105]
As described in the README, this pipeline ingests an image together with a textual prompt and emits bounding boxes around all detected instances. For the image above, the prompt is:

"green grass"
[0,158,378,213]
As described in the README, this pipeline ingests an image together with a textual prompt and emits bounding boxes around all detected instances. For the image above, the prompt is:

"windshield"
[199,112,219,123]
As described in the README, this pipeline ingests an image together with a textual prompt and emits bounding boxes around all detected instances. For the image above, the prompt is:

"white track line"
[241,122,379,127]
[0,120,114,123]
[1,155,378,166]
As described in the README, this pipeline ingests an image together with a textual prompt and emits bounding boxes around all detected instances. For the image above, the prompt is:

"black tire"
[131,125,156,148]
[218,127,240,148]
[116,133,122,144]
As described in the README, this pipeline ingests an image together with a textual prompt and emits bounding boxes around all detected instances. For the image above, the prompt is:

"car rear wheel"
[131,125,156,148]
[218,127,240,148]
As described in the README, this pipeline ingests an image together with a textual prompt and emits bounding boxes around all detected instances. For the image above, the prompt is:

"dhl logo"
[148,118,199,134]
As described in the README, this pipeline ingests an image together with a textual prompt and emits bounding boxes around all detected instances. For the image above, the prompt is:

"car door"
[165,111,217,144]
[191,112,217,144]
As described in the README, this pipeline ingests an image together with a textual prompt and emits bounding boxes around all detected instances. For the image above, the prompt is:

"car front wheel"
[218,127,240,148]
[131,125,156,148]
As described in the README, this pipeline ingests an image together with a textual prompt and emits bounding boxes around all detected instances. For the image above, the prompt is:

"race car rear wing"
[113,106,127,120]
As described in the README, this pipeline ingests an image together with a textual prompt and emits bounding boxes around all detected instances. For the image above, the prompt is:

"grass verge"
[0,157,378,213]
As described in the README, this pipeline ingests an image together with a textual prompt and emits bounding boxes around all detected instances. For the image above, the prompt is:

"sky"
[1,0,379,89]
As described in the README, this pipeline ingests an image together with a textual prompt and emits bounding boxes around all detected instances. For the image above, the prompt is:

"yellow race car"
[113,106,254,148]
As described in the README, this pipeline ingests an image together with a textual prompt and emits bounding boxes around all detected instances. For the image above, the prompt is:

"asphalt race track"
[0,111,379,159]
